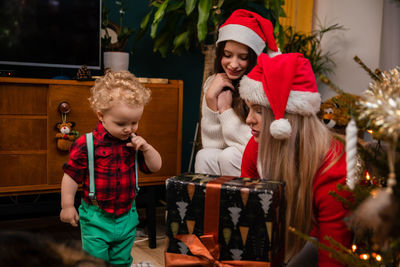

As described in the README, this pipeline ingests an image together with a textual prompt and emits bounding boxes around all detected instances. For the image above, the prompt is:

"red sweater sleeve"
[312,140,352,267]
[240,137,260,178]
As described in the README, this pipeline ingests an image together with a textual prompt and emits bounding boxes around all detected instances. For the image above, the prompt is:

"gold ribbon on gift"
[165,234,270,267]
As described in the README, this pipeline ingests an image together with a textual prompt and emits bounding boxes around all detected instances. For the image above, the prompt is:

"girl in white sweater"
[195,9,280,176]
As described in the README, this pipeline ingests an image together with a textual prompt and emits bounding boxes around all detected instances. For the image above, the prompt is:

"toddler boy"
[60,70,162,266]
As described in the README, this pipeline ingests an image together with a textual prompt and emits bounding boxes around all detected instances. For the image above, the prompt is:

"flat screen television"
[0,0,101,77]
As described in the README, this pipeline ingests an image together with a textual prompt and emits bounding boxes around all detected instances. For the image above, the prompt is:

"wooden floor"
[132,236,165,266]
[0,205,167,267]
[131,206,166,266]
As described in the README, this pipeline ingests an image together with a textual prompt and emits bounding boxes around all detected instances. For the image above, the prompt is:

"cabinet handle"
[58,102,71,115]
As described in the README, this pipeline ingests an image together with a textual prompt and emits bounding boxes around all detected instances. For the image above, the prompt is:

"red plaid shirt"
[63,122,150,215]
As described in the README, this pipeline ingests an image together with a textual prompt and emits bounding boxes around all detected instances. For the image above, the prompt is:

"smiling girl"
[194,9,280,176]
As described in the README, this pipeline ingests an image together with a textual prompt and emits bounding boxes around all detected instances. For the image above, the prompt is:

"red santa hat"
[216,9,281,57]
[239,53,321,139]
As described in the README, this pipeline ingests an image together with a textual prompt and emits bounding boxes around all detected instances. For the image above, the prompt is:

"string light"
[360,254,370,260]
[365,171,371,180]
[375,254,382,261]
[351,244,357,252]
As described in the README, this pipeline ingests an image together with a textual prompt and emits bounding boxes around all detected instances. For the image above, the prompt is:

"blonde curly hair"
[89,70,151,113]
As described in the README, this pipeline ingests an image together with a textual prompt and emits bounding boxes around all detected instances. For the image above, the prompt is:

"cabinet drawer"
[0,118,46,150]
[0,84,47,115]
[0,154,46,186]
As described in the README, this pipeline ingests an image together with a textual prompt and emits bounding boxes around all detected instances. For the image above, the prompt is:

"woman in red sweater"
[239,53,352,267]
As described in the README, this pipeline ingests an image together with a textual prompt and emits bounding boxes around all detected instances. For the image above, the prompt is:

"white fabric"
[194,147,242,176]
[216,24,266,55]
[270,118,292,139]
[200,75,252,153]
[216,24,282,57]
[239,76,321,115]
[267,48,282,58]
[197,74,252,176]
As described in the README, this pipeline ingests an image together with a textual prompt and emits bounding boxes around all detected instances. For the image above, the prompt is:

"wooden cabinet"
[0,77,183,196]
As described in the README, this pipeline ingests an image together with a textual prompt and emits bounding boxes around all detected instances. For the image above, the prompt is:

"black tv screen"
[0,0,101,70]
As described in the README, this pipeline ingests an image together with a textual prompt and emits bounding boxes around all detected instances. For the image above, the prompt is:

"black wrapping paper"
[165,173,286,265]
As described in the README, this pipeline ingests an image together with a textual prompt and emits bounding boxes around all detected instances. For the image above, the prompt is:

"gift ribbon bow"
[165,234,270,267]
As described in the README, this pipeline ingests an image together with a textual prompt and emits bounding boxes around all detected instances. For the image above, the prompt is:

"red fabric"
[219,9,278,52]
[310,140,352,267]
[240,138,351,267]
[247,53,317,121]
[292,55,318,93]
[63,121,150,215]
[261,53,298,121]
[240,137,260,179]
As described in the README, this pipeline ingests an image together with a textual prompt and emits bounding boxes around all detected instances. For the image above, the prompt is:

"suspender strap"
[86,132,140,202]
[135,150,140,194]
[86,133,97,203]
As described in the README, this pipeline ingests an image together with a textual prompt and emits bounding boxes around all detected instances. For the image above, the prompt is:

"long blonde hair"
[257,107,333,261]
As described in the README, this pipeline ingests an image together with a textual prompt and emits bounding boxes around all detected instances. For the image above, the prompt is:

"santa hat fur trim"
[239,75,321,116]
[217,24,281,57]
[216,9,279,56]
[239,53,320,139]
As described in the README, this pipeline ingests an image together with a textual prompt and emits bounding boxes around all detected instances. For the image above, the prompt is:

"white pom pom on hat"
[239,53,321,139]
[270,118,292,139]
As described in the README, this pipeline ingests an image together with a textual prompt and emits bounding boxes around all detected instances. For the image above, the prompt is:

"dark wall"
[108,1,203,173]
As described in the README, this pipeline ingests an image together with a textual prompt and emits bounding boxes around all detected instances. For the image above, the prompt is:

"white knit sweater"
[200,75,252,153]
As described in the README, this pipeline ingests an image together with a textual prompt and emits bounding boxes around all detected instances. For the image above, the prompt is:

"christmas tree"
[294,57,400,266]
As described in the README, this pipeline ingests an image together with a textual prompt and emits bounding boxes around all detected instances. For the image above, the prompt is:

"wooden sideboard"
[0,77,183,196]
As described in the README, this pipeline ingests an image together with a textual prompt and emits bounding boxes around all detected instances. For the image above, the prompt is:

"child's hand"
[60,206,79,227]
[127,134,150,151]
[128,133,162,172]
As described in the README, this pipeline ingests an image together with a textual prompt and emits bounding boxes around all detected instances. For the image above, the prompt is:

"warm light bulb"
[367,129,374,134]
[351,244,357,252]
[365,171,371,180]
[360,254,370,260]
[375,255,382,261]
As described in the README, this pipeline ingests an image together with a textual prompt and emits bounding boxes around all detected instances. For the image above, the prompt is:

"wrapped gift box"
[165,174,285,266]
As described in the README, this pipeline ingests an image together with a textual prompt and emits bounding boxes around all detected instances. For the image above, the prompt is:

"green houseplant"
[137,0,286,83]
[102,0,136,70]
[281,23,345,80]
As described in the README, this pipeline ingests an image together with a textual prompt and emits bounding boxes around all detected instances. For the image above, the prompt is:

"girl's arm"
[205,73,234,111]
[313,146,352,267]
[201,75,225,149]
[60,173,79,227]
[219,109,252,152]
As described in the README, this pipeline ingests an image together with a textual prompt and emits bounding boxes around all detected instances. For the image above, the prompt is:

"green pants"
[79,200,139,267]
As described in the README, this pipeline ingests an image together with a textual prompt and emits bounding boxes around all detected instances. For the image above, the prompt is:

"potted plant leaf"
[102,0,136,71]
[136,0,286,85]
[281,23,345,80]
